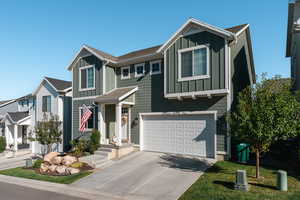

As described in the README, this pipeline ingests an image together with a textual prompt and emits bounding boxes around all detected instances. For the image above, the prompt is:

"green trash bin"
[237,143,250,163]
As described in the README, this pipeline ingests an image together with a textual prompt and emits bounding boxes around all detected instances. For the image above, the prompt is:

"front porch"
[4,112,32,152]
[94,86,137,147]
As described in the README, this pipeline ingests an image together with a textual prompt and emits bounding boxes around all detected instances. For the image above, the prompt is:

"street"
[0,182,88,200]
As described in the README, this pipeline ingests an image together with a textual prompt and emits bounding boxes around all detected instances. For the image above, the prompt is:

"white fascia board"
[164,89,229,99]
[235,24,249,37]
[157,18,236,53]
[67,45,117,71]
[17,115,31,125]
[0,99,17,108]
[118,87,138,101]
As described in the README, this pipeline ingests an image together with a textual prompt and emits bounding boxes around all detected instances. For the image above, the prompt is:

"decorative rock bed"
[37,152,93,176]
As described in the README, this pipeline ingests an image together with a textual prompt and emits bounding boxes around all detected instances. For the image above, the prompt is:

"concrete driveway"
[72,152,215,200]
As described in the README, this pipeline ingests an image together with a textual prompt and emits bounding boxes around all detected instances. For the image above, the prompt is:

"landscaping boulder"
[51,156,62,165]
[40,163,49,173]
[44,152,59,163]
[66,167,80,175]
[48,165,58,173]
[56,165,67,175]
[62,155,77,166]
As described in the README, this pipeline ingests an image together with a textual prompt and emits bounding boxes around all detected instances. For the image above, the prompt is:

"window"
[80,65,95,91]
[134,63,145,77]
[150,60,161,75]
[121,66,130,79]
[42,96,51,112]
[178,45,209,81]
[79,107,94,130]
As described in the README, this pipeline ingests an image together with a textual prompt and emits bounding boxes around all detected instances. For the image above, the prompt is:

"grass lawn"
[0,167,92,184]
[179,161,300,200]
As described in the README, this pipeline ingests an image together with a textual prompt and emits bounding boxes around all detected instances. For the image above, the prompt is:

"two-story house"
[2,77,72,154]
[287,0,300,90]
[68,18,255,160]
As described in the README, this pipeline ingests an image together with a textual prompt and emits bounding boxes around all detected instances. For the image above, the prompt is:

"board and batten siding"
[116,60,227,152]
[105,66,116,93]
[165,31,226,94]
[73,55,103,98]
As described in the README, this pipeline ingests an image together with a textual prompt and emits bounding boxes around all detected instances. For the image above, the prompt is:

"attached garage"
[139,111,217,158]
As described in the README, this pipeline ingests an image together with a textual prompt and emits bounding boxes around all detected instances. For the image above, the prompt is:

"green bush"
[70,162,85,168]
[70,138,88,157]
[33,159,43,169]
[88,129,101,154]
[0,136,6,153]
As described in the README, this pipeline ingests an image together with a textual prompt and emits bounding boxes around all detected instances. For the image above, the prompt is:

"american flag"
[79,104,92,132]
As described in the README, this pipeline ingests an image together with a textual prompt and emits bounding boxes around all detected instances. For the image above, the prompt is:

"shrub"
[87,129,101,154]
[33,159,43,169]
[0,136,6,153]
[70,138,88,157]
[70,162,85,168]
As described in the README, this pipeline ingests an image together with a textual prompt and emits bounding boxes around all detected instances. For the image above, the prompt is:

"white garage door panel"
[142,114,216,158]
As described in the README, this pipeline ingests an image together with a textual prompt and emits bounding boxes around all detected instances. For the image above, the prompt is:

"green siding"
[73,55,103,98]
[72,99,98,139]
[116,60,227,152]
[105,104,115,140]
[230,30,252,109]
[166,31,226,94]
[105,66,116,93]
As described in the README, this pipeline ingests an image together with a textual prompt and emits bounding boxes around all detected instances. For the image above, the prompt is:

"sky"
[0,0,291,100]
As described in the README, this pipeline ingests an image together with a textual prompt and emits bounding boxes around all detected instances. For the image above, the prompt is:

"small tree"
[30,114,62,155]
[229,75,300,178]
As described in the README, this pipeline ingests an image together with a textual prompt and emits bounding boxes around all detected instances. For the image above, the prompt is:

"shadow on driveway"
[158,154,212,172]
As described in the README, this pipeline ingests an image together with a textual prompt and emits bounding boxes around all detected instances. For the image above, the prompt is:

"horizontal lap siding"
[166,31,226,94]
[73,55,103,98]
[117,59,227,152]
[72,99,98,140]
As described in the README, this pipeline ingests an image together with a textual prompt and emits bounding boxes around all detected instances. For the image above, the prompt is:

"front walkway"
[0,152,31,170]
[72,152,215,200]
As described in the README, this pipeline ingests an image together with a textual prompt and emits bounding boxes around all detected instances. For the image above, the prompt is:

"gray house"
[287,0,300,90]
[0,99,18,137]
[68,18,255,160]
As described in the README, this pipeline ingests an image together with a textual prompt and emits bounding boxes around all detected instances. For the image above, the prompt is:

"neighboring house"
[0,99,18,137]
[2,77,72,154]
[67,18,255,160]
[287,0,300,90]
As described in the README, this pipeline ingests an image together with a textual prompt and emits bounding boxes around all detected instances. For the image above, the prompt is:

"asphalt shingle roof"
[7,111,29,122]
[45,77,72,91]
[94,86,137,103]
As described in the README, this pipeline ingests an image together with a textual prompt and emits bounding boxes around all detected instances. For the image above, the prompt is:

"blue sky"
[0,0,290,100]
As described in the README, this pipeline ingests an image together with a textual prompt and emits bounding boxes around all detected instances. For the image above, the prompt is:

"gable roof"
[0,100,13,105]
[44,77,72,91]
[33,77,72,95]
[6,111,29,124]
[94,86,138,103]
[67,18,250,70]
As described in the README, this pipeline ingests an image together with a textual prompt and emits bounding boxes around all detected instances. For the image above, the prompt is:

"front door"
[121,107,129,142]
[21,126,27,144]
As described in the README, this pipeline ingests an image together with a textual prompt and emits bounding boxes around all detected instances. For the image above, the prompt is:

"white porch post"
[5,125,9,149]
[115,103,122,146]
[99,104,106,144]
[128,107,131,143]
[14,125,18,152]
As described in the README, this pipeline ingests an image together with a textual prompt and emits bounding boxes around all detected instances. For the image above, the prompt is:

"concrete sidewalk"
[0,174,124,200]
[0,154,31,170]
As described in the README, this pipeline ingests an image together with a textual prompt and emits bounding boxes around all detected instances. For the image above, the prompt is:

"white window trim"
[178,45,210,82]
[134,63,145,78]
[121,66,131,80]
[79,64,96,91]
[78,106,94,132]
[150,60,162,75]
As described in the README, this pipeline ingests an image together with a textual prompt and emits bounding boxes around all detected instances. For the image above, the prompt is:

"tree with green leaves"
[30,114,62,155]
[229,75,300,178]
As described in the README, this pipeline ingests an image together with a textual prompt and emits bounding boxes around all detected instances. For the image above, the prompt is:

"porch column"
[99,104,106,144]
[5,125,9,149]
[14,125,18,152]
[115,103,122,146]
[128,106,131,143]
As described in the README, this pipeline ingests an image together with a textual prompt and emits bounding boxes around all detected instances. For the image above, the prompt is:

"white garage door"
[141,113,216,158]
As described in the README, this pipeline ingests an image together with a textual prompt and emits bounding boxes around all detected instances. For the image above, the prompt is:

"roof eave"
[156,18,236,53]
